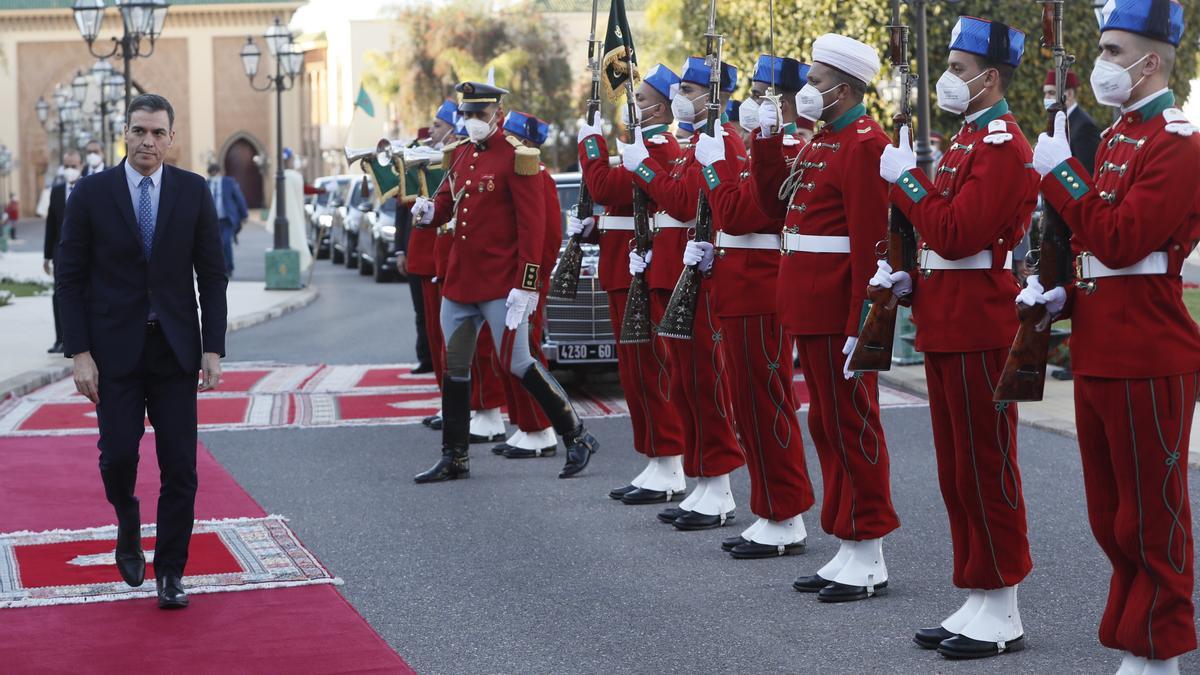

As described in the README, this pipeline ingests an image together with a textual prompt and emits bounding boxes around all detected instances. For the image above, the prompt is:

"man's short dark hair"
[207,163,221,175]
[826,66,868,101]
[126,93,175,129]
[969,54,1015,93]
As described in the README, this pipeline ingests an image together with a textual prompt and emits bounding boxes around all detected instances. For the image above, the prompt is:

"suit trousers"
[217,217,235,277]
[657,286,744,478]
[95,326,198,579]
[608,288,684,458]
[1075,372,1197,660]
[421,278,445,389]
[792,334,900,541]
[924,349,1031,589]
[407,274,432,369]
[724,313,814,521]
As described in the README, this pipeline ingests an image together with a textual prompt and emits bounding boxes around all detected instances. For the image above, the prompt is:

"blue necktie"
[137,176,154,259]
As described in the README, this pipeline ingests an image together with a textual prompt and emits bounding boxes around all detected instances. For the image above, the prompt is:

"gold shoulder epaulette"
[507,135,541,176]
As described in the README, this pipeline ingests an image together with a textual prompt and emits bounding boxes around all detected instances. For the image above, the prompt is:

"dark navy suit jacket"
[56,161,228,378]
[211,175,249,229]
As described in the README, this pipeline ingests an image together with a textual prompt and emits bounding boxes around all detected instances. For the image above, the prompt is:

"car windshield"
[349,179,373,208]
[380,198,396,215]
[315,182,334,206]
[555,184,580,236]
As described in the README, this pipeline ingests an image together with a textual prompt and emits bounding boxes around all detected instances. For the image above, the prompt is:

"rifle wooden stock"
[620,185,655,343]
[993,304,1052,402]
[848,211,917,372]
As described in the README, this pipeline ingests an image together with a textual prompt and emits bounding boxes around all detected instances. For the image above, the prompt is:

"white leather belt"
[715,232,781,251]
[1077,251,1168,278]
[781,233,850,254]
[598,215,635,231]
[919,248,1013,271]
[653,214,695,230]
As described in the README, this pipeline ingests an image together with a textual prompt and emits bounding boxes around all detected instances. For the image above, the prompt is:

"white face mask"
[63,167,81,183]
[620,103,657,127]
[738,98,761,132]
[794,83,840,122]
[1090,54,1149,107]
[935,69,988,114]
[86,152,102,168]
[1043,97,1057,110]
[670,92,707,125]
[464,112,496,143]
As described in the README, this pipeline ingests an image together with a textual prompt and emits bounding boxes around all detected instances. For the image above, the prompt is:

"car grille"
[544,277,613,343]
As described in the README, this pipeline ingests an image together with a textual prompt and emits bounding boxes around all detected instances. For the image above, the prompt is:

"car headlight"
[318,214,333,226]
[381,225,396,237]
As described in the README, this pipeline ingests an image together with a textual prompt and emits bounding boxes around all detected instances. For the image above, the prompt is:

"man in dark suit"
[206,163,249,277]
[43,149,83,354]
[82,138,107,177]
[1044,70,1103,174]
[56,94,227,610]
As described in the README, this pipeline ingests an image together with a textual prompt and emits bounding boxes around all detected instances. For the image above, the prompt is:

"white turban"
[811,33,881,85]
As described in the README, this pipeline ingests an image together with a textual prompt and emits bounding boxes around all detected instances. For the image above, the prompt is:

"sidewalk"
[0,251,318,402]
[879,362,1200,467]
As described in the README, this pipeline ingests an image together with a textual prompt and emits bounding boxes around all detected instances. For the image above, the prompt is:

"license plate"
[556,342,615,362]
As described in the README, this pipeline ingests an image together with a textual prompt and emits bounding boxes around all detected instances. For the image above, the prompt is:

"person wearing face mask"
[411,81,599,483]
[575,63,689,505]
[82,139,106,177]
[750,33,900,604]
[621,56,747,531]
[691,54,816,559]
[1024,1,1200,672]
[43,149,84,354]
[873,17,1038,659]
[1042,70,1102,175]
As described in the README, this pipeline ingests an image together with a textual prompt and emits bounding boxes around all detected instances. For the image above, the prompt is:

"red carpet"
[0,435,411,672]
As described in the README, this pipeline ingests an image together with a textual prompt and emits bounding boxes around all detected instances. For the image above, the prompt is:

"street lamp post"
[0,146,13,202]
[240,17,305,290]
[72,0,169,112]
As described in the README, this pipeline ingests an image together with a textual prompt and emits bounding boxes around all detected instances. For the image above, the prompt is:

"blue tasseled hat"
[950,16,1026,68]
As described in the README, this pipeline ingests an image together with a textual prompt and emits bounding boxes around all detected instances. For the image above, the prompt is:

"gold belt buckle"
[1074,252,1097,294]
[780,227,795,256]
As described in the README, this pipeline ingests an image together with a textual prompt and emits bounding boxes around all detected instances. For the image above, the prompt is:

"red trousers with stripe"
[1074,372,1197,660]
[471,326,508,412]
[609,289,684,458]
[724,313,814,521]
[657,286,744,478]
[924,349,1031,589]
[793,334,900,541]
[500,303,551,432]
[420,278,445,389]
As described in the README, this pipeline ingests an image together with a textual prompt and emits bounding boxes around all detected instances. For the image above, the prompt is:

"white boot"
[748,515,807,546]
[1116,653,1149,675]
[816,540,854,580]
[469,407,505,439]
[516,427,557,452]
[958,586,1024,646]
[641,456,687,497]
[629,459,655,489]
[942,590,985,634]
[830,538,888,592]
[503,430,526,448]
[678,477,708,511]
[740,518,768,541]
[688,472,735,517]
[1141,657,1179,675]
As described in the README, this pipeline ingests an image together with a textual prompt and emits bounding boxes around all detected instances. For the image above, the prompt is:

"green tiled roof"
[0,0,294,9]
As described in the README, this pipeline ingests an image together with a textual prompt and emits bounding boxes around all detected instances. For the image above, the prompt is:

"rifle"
[618,41,655,342]
[656,0,722,340]
[548,0,602,301]
[848,0,919,372]
[993,0,1074,403]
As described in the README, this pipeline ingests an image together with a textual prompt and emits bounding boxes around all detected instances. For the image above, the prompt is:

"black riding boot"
[414,377,471,483]
[519,362,598,478]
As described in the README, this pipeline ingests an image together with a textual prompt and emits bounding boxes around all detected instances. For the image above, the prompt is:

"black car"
[331,177,373,268]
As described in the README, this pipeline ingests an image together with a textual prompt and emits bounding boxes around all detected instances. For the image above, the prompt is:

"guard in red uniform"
[873,18,1036,659]
[751,34,900,603]
[692,54,816,559]
[411,81,599,483]
[623,56,746,531]
[1025,2,1199,671]
[575,63,689,505]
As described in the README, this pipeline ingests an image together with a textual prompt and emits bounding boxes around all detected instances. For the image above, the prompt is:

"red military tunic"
[700,126,815,522]
[1041,90,1200,660]
[578,125,685,459]
[751,104,900,542]
[633,120,747,478]
[890,99,1036,589]
[408,172,445,388]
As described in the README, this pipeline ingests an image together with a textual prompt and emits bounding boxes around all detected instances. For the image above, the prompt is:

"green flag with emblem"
[601,0,638,99]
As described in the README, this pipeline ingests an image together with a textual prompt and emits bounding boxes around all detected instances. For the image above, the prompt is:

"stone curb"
[0,286,320,404]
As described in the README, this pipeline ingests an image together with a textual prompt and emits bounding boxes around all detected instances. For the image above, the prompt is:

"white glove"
[879,125,918,184]
[868,259,913,297]
[629,249,652,275]
[411,197,434,225]
[682,240,715,273]
[695,131,725,167]
[1015,274,1067,316]
[758,99,780,137]
[1033,111,1072,177]
[567,213,595,238]
[505,288,539,331]
[578,115,603,144]
[621,127,650,172]
[842,336,858,380]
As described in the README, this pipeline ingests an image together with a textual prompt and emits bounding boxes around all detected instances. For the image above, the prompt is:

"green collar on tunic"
[828,104,865,132]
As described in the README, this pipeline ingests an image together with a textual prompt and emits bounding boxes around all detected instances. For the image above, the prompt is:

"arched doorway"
[222,138,264,208]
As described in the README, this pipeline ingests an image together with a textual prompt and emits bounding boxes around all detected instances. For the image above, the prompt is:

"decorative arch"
[219,132,265,208]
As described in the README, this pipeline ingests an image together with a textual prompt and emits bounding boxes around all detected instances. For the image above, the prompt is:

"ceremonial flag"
[601,0,638,99]
[354,85,375,117]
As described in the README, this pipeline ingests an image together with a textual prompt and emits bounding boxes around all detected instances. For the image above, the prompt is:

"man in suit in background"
[83,139,106,177]
[206,163,249,278]
[43,149,83,354]
[1044,70,1103,174]
[56,93,228,610]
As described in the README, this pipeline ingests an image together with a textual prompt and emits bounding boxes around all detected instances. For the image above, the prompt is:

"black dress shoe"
[620,487,684,505]
[672,510,735,531]
[503,445,557,458]
[721,535,748,552]
[469,432,505,444]
[47,342,64,354]
[114,505,145,588]
[411,363,434,375]
[914,626,957,650]
[817,579,889,603]
[558,430,598,478]
[938,634,1025,660]
[422,415,442,429]
[792,574,833,593]
[657,506,688,524]
[730,539,807,559]
[156,575,189,609]
[609,484,637,500]
[491,443,515,456]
